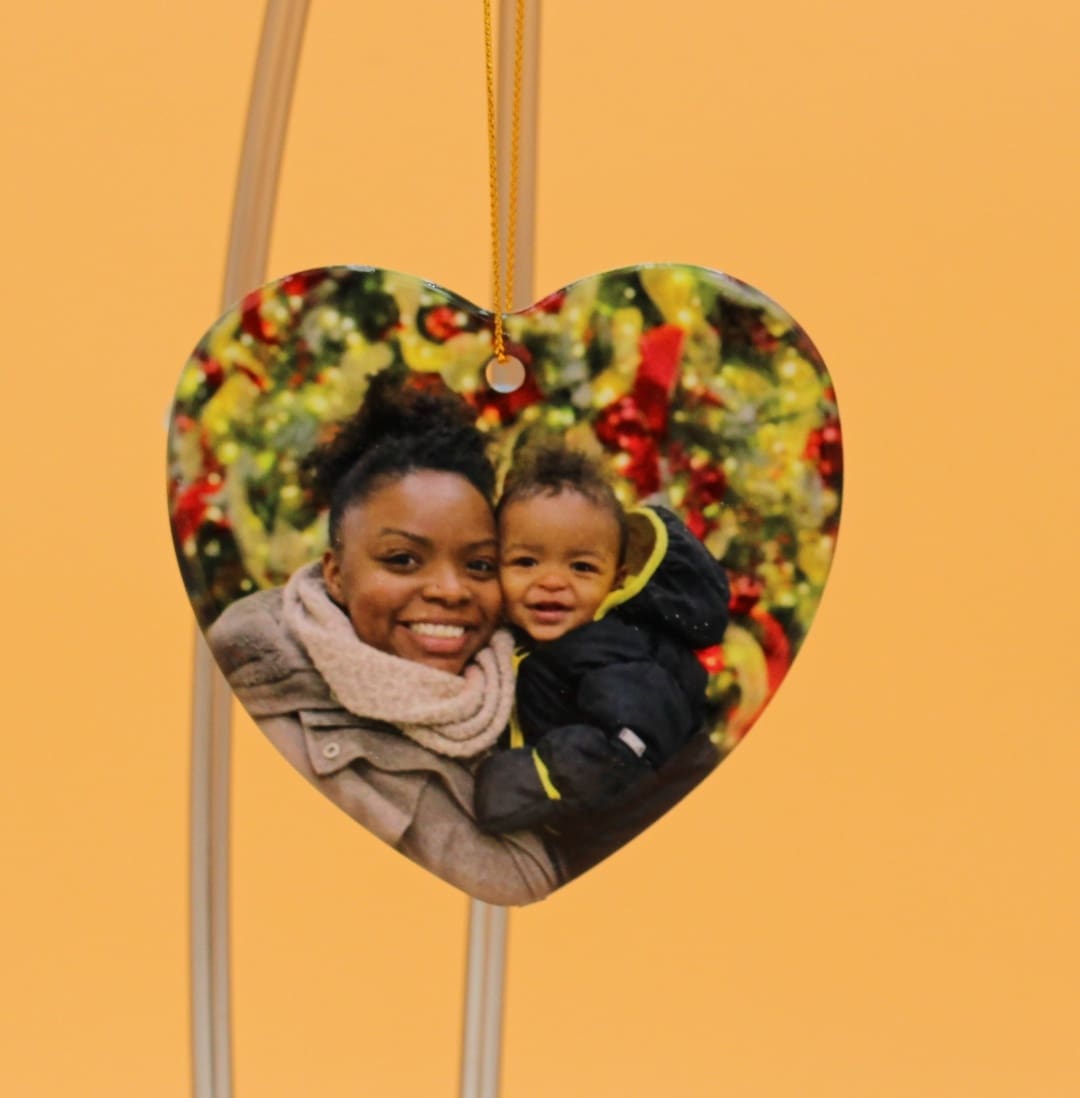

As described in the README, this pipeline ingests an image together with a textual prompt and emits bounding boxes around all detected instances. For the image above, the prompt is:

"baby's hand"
[577,663,695,765]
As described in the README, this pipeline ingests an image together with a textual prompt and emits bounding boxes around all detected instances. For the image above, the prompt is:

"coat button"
[321,742,341,759]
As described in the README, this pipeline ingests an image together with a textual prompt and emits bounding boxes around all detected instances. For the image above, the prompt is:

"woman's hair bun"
[306,366,481,507]
[303,365,496,545]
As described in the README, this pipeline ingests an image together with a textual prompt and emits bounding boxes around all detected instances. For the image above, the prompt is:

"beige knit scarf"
[283,563,515,759]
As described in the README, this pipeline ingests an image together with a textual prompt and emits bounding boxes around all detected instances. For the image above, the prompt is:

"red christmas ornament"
[239,290,279,344]
[423,305,462,342]
[594,395,649,447]
[750,606,792,692]
[621,435,661,496]
[748,322,780,354]
[804,419,843,484]
[173,479,222,544]
[199,356,224,393]
[594,395,661,494]
[728,573,764,616]
[685,508,708,540]
[695,644,725,674]
[668,441,691,475]
[688,462,727,508]
[532,288,566,314]
[668,443,726,537]
[279,270,325,300]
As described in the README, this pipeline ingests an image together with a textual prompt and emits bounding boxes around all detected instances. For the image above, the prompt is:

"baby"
[474,442,731,833]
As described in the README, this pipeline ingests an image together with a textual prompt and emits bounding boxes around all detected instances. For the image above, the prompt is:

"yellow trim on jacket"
[532,749,562,799]
[509,646,528,748]
[594,506,669,620]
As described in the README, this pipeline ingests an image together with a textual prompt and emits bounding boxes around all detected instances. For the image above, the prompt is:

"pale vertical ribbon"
[460,4,542,1098]
[189,5,309,1098]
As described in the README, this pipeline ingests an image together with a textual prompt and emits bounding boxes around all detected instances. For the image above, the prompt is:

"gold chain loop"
[483,0,525,363]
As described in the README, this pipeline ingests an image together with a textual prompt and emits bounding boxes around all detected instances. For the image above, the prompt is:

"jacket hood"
[595,506,730,649]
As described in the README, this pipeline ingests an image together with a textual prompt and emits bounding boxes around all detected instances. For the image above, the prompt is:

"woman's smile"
[398,619,474,658]
[405,621,469,638]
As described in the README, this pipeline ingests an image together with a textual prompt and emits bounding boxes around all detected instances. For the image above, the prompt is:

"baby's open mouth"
[526,601,573,625]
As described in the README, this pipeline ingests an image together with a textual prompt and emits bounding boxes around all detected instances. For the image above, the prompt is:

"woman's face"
[322,470,502,675]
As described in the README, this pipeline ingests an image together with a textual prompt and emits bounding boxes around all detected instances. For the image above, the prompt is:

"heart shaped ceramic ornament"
[167,264,842,904]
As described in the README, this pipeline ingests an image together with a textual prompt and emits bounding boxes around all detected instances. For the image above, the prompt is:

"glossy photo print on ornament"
[167,264,842,905]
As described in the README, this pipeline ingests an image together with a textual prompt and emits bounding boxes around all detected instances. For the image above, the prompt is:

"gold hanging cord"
[483,0,525,365]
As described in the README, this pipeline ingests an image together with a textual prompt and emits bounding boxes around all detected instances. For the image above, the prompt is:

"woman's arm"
[398,776,563,906]
[259,712,563,906]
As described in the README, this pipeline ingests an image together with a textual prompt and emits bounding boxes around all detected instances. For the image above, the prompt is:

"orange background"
[3,2,1078,1095]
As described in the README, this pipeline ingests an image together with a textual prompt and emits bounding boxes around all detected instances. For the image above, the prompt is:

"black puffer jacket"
[475,506,730,833]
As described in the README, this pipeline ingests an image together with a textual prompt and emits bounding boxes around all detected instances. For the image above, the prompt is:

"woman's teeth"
[408,622,465,638]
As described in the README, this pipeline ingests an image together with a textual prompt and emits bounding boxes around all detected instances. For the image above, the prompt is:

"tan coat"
[207,587,563,906]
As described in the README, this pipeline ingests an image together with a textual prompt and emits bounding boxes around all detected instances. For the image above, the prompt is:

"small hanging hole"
[485,355,525,393]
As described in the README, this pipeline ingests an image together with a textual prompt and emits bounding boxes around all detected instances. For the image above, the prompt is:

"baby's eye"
[506,555,538,568]
[571,560,600,574]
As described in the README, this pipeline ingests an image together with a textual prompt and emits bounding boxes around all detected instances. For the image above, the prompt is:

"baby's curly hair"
[304,366,495,548]
[497,439,629,563]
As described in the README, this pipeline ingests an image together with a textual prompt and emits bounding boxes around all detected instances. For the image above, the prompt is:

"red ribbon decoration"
[593,323,687,495]
[631,323,686,436]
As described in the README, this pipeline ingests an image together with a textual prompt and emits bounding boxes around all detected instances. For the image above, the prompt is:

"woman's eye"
[381,552,418,569]
[468,558,498,576]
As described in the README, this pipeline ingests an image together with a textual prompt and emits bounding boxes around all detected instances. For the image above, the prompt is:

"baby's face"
[498,490,623,642]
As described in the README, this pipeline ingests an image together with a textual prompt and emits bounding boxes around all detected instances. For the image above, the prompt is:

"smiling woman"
[323,471,502,674]
[203,369,563,905]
